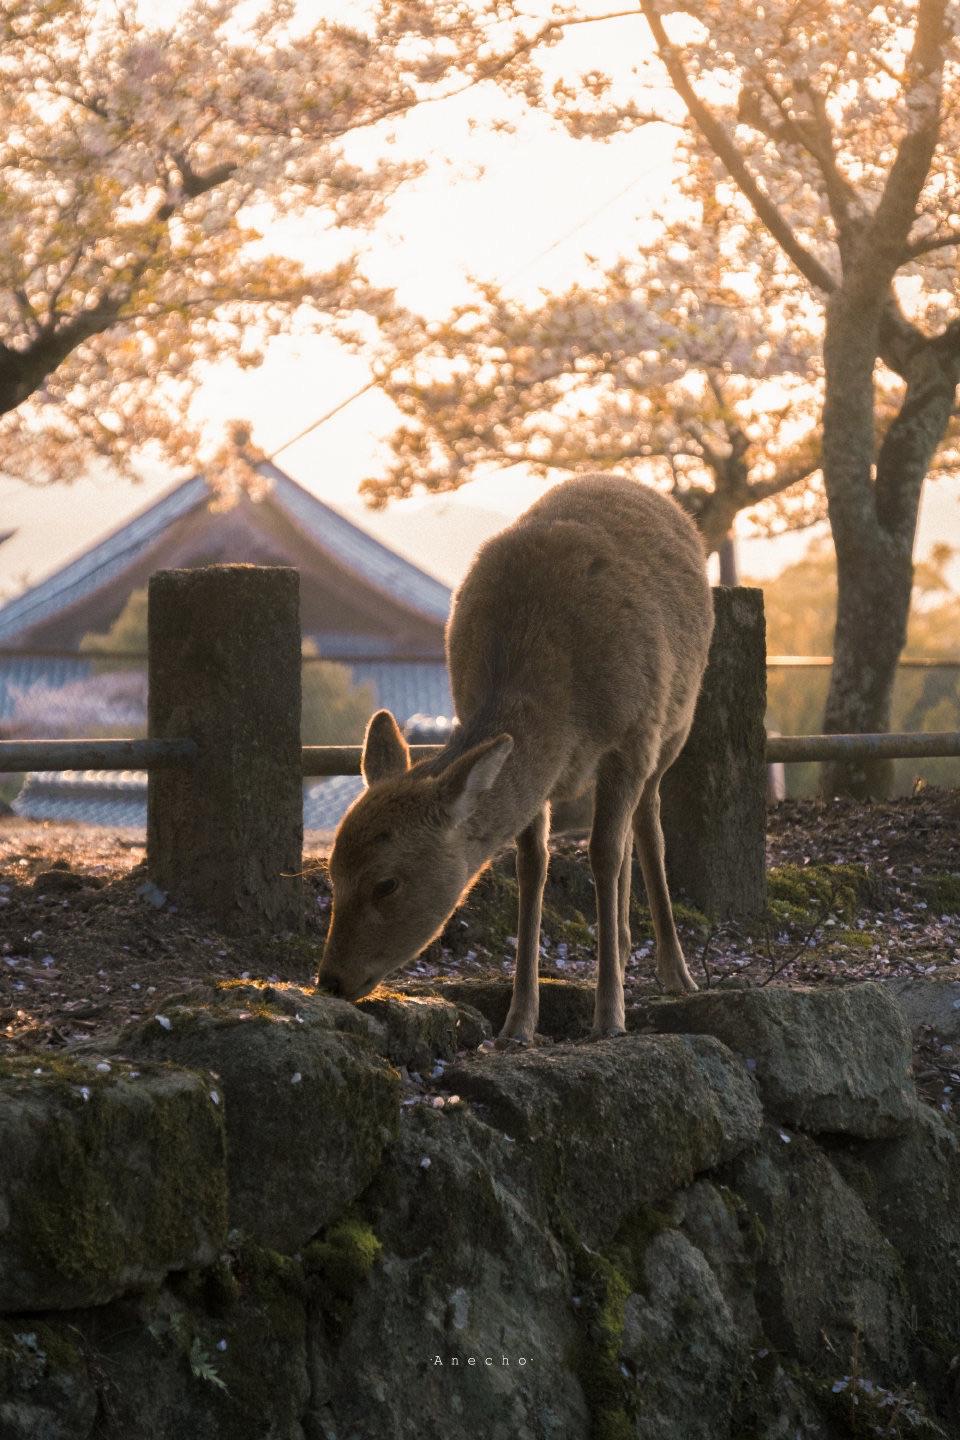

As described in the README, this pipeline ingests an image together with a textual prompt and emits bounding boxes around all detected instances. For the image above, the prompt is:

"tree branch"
[874,318,960,550]
[878,296,929,379]
[859,0,948,295]
[903,228,960,260]
[638,0,836,294]
[747,444,821,502]
[320,10,643,142]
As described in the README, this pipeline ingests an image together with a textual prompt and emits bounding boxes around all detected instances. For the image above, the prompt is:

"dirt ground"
[2,787,958,1116]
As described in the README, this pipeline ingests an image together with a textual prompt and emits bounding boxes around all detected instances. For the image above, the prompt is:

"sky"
[1,4,958,605]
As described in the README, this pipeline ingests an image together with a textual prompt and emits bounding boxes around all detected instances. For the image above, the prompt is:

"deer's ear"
[438,734,513,826]
[361,710,410,785]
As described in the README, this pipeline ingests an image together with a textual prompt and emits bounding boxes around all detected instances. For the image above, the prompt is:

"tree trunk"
[821,545,912,797]
[717,533,739,586]
[821,310,960,798]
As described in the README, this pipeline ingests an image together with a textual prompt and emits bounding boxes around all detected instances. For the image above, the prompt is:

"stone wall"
[2,979,959,1440]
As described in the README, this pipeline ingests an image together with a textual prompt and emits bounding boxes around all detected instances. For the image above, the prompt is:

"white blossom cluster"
[0,0,548,483]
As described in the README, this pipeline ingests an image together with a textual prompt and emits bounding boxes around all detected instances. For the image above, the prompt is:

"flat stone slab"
[444,1033,763,1247]
[416,977,596,1041]
[0,1054,227,1313]
[358,991,491,1070]
[644,983,914,1137]
[116,983,400,1252]
[884,976,960,1042]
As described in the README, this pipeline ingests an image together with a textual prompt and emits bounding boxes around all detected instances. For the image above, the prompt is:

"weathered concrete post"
[660,586,767,918]
[147,564,303,934]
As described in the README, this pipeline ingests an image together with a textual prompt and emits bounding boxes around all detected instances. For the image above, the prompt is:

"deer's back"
[447,476,712,760]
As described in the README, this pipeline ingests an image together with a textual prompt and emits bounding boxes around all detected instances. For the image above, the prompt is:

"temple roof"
[0,460,451,646]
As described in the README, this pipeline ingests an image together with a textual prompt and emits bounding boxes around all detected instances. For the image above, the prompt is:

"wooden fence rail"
[0,739,198,771]
[765,732,960,762]
[1,566,958,931]
[4,733,958,775]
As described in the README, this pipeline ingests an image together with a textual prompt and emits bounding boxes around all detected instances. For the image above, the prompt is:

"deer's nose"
[318,972,342,997]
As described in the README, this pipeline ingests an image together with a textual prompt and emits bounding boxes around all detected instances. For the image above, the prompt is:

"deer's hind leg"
[618,838,633,978]
[633,742,698,994]
[498,805,550,1046]
[590,756,640,1038]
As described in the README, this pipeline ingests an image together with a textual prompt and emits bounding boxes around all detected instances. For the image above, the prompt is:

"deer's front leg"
[498,807,549,1046]
[634,770,698,994]
[590,761,637,1038]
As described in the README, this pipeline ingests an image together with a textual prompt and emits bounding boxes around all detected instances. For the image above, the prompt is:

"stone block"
[0,1055,227,1312]
[118,985,400,1252]
[647,983,914,1137]
[444,1033,763,1247]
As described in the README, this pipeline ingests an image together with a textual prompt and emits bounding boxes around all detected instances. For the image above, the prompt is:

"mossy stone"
[0,1318,96,1439]
[67,1240,309,1439]
[306,1102,590,1440]
[116,985,400,1252]
[885,976,960,1043]
[830,1102,960,1386]
[646,983,915,1138]
[0,1054,227,1312]
[443,1033,762,1248]
[357,992,471,1070]
[423,976,595,1041]
[621,1229,751,1440]
[724,1127,909,1378]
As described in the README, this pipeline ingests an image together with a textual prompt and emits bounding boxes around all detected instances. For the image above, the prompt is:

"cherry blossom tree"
[367,226,826,560]
[372,0,960,796]
[631,0,960,796]
[0,0,552,483]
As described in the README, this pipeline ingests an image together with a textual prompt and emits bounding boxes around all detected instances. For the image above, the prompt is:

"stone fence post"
[147,564,303,933]
[660,586,767,919]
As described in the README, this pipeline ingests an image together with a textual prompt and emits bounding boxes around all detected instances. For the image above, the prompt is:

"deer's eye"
[372,877,399,902]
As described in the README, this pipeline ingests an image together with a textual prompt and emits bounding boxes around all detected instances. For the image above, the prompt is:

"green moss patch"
[304,1215,383,1336]
[916,872,960,916]
[834,929,875,950]
[767,864,884,927]
[558,1205,673,1440]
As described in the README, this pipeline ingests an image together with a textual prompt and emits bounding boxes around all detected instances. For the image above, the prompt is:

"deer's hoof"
[660,970,699,995]
[589,1023,628,1041]
[494,1030,551,1051]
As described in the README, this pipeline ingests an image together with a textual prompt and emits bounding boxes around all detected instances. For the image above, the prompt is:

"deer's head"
[317,710,512,1001]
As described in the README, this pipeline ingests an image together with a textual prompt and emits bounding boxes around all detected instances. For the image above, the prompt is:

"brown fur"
[317,474,713,1039]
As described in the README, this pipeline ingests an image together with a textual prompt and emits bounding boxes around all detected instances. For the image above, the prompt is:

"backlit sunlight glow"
[0,0,958,599]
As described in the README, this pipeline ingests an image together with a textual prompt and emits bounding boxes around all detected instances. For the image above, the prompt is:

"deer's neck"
[435,696,564,864]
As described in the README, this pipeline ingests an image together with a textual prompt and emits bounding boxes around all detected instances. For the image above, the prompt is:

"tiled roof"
[349,661,452,722]
[3,653,454,829]
[0,654,451,730]
[13,770,366,833]
[0,476,210,643]
[264,464,451,625]
[0,461,451,643]
[0,654,92,720]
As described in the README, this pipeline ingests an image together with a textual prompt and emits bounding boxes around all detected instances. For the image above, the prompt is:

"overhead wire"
[264,158,667,463]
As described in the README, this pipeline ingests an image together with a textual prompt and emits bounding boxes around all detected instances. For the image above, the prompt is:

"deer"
[317,474,714,1041]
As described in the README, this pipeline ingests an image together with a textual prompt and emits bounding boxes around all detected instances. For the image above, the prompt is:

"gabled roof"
[0,475,208,644]
[259,462,450,624]
[0,460,451,644]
